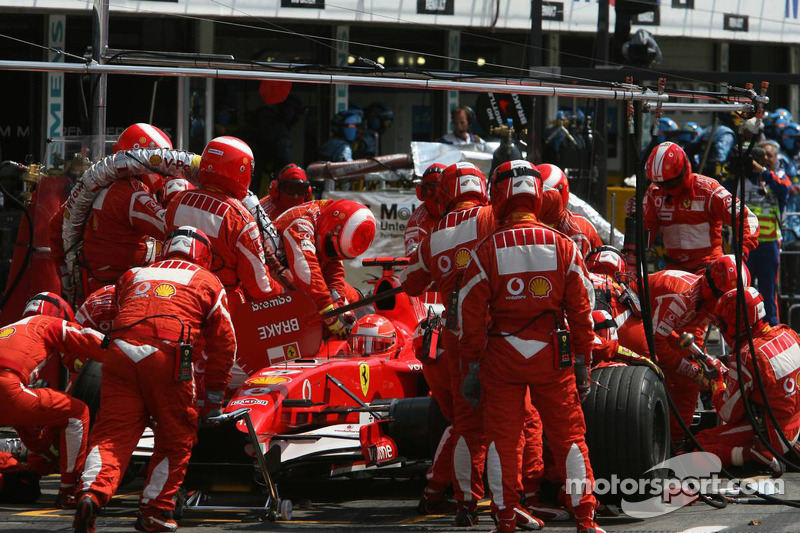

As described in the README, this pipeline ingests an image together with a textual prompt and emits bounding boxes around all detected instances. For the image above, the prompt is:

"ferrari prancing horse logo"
[359,362,370,397]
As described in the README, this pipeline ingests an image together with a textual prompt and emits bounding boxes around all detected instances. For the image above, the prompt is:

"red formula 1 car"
[72,258,448,520]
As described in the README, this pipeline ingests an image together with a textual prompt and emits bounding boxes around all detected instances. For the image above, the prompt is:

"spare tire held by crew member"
[583,365,669,505]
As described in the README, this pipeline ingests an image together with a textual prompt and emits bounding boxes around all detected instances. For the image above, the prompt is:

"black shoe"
[454,504,479,527]
[73,495,99,533]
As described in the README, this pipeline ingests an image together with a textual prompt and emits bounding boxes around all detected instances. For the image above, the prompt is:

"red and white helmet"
[113,123,173,153]
[198,136,255,200]
[537,164,569,225]
[161,178,196,207]
[538,163,569,208]
[586,248,626,277]
[317,199,377,260]
[417,163,447,218]
[114,123,173,192]
[22,292,74,322]
[348,314,397,357]
[714,286,766,339]
[163,226,213,269]
[489,160,542,220]
[437,162,487,215]
[701,255,751,300]
[269,164,312,210]
[646,141,692,187]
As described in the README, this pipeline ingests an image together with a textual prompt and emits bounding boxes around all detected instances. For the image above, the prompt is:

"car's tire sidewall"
[583,365,669,505]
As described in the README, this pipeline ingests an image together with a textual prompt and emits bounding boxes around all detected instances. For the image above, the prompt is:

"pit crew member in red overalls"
[274,199,376,337]
[405,163,446,257]
[49,123,172,297]
[259,163,313,221]
[400,161,496,524]
[537,163,602,257]
[643,141,759,273]
[0,292,104,508]
[694,287,800,474]
[644,255,748,442]
[165,136,283,301]
[405,163,447,308]
[457,159,602,533]
[73,226,236,533]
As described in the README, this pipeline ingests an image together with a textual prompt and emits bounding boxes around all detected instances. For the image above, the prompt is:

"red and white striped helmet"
[163,226,213,269]
[646,141,692,184]
[317,199,377,260]
[714,286,766,339]
[161,178,196,207]
[489,160,542,219]
[537,163,570,208]
[437,162,487,215]
[22,292,75,322]
[586,249,626,277]
[348,314,397,357]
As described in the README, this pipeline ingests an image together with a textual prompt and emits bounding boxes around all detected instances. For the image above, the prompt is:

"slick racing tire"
[386,397,448,460]
[583,365,669,505]
[71,359,103,427]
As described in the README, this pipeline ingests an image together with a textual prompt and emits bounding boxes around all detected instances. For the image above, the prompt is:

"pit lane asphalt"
[3,474,800,533]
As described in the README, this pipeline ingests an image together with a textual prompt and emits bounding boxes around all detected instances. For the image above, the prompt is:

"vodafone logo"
[437,255,452,273]
[507,278,524,295]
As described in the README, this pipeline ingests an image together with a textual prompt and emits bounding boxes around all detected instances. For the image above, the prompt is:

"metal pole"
[177,77,188,150]
[91,0,109,158]
[0,60,669,102]
[647,102,757,112]
[529,0,543,163]
[593,0,610,214]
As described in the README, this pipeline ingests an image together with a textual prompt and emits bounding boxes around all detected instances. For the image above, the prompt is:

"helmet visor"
[420,182,437,200]
[279,180,309,198]
[349,334,394,356]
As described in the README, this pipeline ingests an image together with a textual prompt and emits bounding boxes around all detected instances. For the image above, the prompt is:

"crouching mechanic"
[694,287,800,474]
[165,136,283,301]
[646,255,747,441]
[0,293,105,508]
[73,226,236,533]
[457,161,603,533]
[274,199,376,337]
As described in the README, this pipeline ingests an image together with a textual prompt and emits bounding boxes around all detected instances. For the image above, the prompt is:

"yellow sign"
[0,327,15,339]
[454,248,471,268]
[154,283,176,298]
[359,363,370,397]
[529,276,552,298]
[149,154,163,166]
[246,376,290,386]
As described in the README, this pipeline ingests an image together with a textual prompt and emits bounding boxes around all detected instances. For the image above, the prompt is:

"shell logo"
[529,276,552,298]
[243,157,249,164]
[454,249,471,268]
[246,376,290,386]
[154,283,176,298]
[0,327,15,339]
[149,154,163,166]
